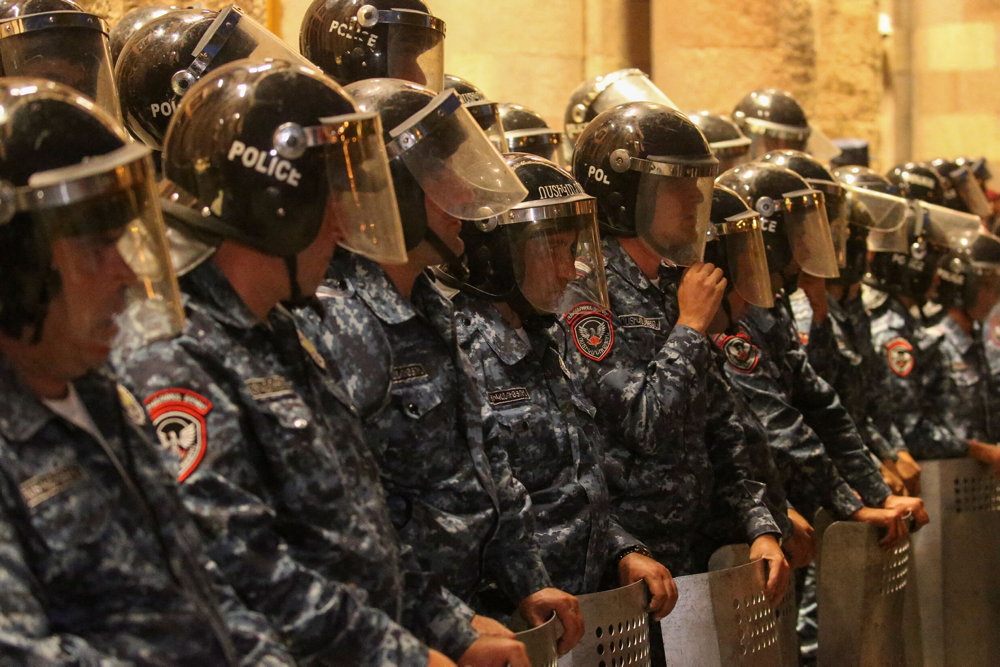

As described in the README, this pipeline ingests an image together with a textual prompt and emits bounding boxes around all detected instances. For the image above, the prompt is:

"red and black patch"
[144,389,213,483]
[990,313,1000,348]
[566,303,614,362]
[885,337,915,377]
[713,332,760,373]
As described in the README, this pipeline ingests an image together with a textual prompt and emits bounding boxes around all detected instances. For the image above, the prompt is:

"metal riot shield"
[557,580,651,667]
[657,548,781,665]
[815,512,910,666]
[512,613,560,667]
[904,458,1000,666]
[708,544,799,667]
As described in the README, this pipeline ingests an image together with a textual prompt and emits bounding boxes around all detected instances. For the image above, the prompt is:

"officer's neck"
[0,339,71,400]
[212,242,287,321]
[618,236,662,280]
[948,307,975,335]
[381,242,441,300]
[493,301,522,330]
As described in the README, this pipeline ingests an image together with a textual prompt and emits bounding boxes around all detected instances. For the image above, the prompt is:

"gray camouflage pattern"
[112,260,478,665]
[559,237,779,575]
[0,360,291,664]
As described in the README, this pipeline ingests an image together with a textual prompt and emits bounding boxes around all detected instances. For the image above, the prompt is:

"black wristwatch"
[616,544,653,563]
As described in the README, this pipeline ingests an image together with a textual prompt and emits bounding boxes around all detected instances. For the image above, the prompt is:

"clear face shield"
[809,179,848,267]
[845,186,910,254]
[505,196,609,315]
[273,110,407,264]
[707,210,774,308]
[388,89,528,220]
[357,5,445,91]
[0,11,120,121]
[591,69,679,116]
[762,188,840,278]
[505,128,564,166]
[170,4,314,96]
[710,137,751,174]
[743,117,810,158]
[949,165,993,219]
[624,152,717,266]
[0,143,185,344]
[804,124,842,162]
[464,100,505,152]
[918,200,983,252]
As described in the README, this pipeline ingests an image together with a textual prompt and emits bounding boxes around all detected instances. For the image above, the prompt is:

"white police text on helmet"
[586,165,611,185]
[227,140,301,186]
[328,18,378,48]
[150,98,179,119]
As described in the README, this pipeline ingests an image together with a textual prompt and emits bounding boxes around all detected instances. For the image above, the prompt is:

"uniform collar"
[182,260,264,331]
[603,236,655,292]
[455,293,532,366]
[341,252,418,326]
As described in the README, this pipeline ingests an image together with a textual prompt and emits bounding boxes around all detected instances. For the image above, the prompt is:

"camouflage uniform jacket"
[719,297,888,519]
[924,315,999,442]
[984,300,1000,378]
[112,260,478,665]
[789,290,908,461]
[0,360,291,664]
[300,251,552,608]
[454,293,642,594]
[559,237,779,575]
[863,285,969,459]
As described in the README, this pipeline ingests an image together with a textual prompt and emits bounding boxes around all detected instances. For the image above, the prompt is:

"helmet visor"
[0,12,120,121]
[171,5,312,96]
[805,125,841,162]
[810,180,848,267]
[845,185,909,231]
[26,143,185,344]
[508,197,609,315]
[379,10,445,91]
[868,202,916,254]
[465,100,505,153]
[310,111,407,264]
[506,129,564,166]
[709,211,774,308]
[783,189,840,278]
[389,90,528,220]
[634,170,715,266]
[951,166,993,219]
[593,69,678,116]
[918,200,983,250]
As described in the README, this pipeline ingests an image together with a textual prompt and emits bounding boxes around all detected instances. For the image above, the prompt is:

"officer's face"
[297,200,348,297]
[422,195,465,262]
[517,229,578,312]
[647,176,706,249]
[42,228,137,377]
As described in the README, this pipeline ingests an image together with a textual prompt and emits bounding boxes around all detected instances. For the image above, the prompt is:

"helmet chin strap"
[282,255,309,308]
[426,228,469,282]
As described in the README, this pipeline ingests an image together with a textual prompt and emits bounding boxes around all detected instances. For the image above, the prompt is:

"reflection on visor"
[465,101,505,152]
[592,69,679,115]
[917,200,983,250]
[780,189,840,278]
[708,212,774,308]
[389,90,528,220]
[845,186,909,231]
[951,167,993,218]
[635,171,716,266]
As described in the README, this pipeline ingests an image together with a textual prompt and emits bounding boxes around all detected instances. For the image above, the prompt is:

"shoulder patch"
[885,337,915,377]
[798,331,809,345]
[714,332,760,373]
[116,383,146,426]
[144,389,213,483]
[570,311,614,362]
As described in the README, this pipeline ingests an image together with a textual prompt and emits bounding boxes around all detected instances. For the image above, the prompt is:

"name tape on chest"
[245,376,294,401]
[885,337,915,377]
[714,332,760,373]
[391,363,429,384]
[144,389,213,483]
[619,314,662,331]
[487,387,530,406]
[19,466,85,509]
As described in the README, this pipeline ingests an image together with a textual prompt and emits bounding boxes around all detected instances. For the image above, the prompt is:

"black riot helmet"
[955,156,991,186]
[161,59,406,294]
[703,184,773,308]
[108,4,178,64]
[0,0,121,120]
[886,162,948,206]
[688,111,751,173]
[563,68,677,148]
[443,73,503,151]
[498,102,563,165]
[732,89,810,157]
[933,232,1000,315]
[759,150,849,267]
[0,77,185,342]
[717,163,838,292]
[300,0,445,89]
[572,102,717,266]
[930,157,992,218]
[438,153,609,319]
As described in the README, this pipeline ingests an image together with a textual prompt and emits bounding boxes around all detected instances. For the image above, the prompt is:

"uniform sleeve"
[567,316,711,458]
[397,549,479,661]
[783,335,891,508]
[0,493,119,665]
[116,346,431,667]
[723,346,865,520]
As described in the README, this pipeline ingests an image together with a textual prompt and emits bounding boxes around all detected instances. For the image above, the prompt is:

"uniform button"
[292,418,308,429]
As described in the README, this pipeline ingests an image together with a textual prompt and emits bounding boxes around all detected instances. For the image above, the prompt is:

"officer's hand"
[457,637,529,667]
[851,506,909,549]
[470,615,514,638]
[798,273,829,323]
[749,534,790,606]
[883,494,930,531]
[426,649,456,667]
[782,508,817,569]
[517,588,583,655]
[895,451,922,495]
[880,460,906,496]
[618,553,678,620]
[968,439,1000,475]
[676,262,726,334]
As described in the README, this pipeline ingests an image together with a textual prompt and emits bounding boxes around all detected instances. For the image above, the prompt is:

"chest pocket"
[25,468,114,553]
[260,394,314,431]
[390,382,444,422]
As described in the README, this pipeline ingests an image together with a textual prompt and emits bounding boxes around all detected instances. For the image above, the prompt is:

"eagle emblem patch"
[714,333,760,373]
[144,389,213,482]
[886,338,915,377]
